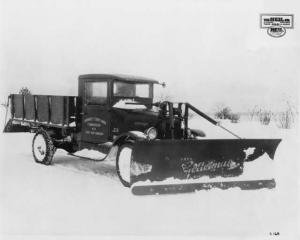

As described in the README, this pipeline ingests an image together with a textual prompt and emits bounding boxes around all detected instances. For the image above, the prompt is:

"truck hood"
[112,99,147,110]
[111,104,159,133]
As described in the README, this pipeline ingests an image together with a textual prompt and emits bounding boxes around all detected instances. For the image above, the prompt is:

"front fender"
[190,128,206,137]
[113,131,147,146]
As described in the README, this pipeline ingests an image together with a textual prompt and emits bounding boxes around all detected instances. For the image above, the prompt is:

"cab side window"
[86,81,107,104]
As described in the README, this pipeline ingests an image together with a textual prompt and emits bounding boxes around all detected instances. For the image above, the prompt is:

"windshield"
[114,81,150,98]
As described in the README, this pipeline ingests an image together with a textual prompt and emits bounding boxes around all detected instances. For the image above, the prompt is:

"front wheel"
[116,143,133,187]
[32,129,55,165]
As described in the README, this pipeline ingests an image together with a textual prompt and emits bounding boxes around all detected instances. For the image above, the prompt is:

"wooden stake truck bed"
[9,94,80,129]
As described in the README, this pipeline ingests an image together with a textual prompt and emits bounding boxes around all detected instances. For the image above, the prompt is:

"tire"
[116,143,133,187]
[32,129,56,165]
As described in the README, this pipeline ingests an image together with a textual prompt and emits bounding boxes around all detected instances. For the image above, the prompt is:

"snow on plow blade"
[130,139,281,194]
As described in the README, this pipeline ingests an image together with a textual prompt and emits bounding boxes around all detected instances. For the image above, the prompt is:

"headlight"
[145,127,157,140]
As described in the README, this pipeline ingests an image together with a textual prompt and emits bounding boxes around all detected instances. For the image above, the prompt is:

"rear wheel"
[32,129,55,165]
[116,143,133,187]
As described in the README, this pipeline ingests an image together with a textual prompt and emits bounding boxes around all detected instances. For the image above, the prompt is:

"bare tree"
[277,100,298,129]
[248,105,260,121]
[19,87,31,95]
[155,92,173,102]
[213,103,240,123]
[214,104,232,120]
[258,110,272,125]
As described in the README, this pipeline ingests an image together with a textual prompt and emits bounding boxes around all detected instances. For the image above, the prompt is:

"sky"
[0,0,299,112]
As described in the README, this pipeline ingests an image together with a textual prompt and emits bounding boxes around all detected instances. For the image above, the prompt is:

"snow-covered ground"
[0,110,299,238]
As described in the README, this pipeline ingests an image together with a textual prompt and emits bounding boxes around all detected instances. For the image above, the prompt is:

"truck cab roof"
[79,74,159,84]
[78,74,156,107]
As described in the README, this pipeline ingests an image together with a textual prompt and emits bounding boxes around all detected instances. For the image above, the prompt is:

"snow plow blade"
[132,179,276,195]
[130,139,281,189]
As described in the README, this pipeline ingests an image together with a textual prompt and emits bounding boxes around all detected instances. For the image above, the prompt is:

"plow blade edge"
[130,139,281,187]
[132,179,276,195]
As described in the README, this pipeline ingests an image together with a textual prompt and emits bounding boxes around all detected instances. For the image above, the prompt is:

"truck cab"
[78,74,159,148]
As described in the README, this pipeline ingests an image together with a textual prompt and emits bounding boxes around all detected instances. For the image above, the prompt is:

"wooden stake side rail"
[10,94,79,128]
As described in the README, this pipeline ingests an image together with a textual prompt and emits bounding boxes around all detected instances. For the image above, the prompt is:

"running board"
[67,152,107,161]
[131,179,276,195]
[67,145,118,162]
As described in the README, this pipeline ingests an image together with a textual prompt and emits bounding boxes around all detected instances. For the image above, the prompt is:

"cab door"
[81,80,110,143]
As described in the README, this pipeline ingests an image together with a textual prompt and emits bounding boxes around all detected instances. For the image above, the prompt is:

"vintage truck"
[4,74,281,194]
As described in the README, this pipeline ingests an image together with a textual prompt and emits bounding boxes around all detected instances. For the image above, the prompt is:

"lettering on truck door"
[81,80,110,143]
